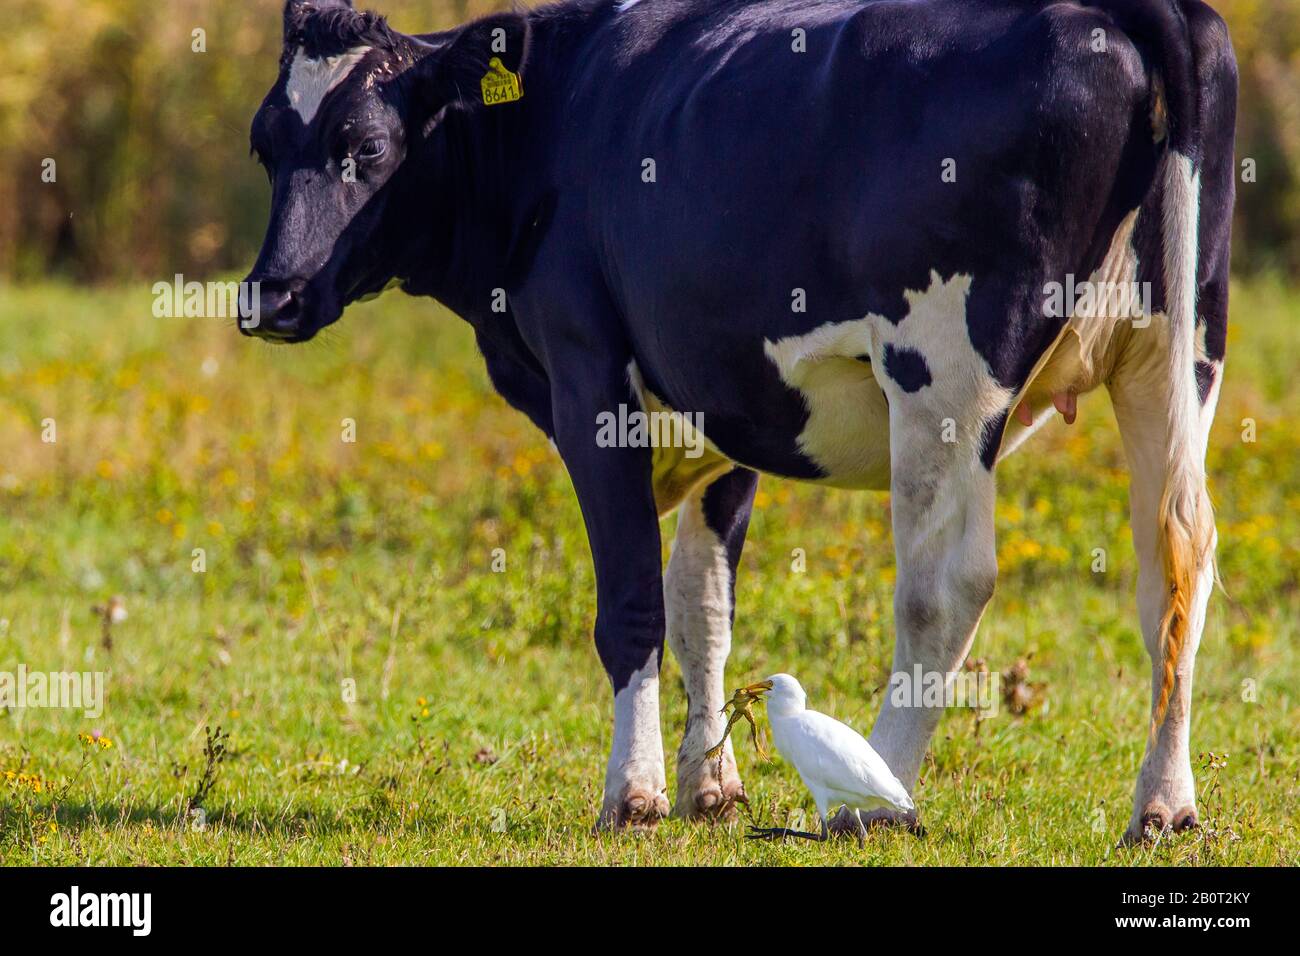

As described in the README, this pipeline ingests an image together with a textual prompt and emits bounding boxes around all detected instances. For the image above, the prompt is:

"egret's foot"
[746,825,828,842]
[1120,800,1198,846]
[672,748,747,821]
[828,805,925,838]
[596,785,670,833]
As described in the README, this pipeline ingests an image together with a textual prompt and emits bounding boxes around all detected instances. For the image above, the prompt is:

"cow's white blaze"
[286,45,371,124]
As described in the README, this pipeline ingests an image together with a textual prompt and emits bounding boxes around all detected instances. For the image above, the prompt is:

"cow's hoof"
[673,775,747,822]
[672,752,746,822]
[828,805,925,839]
[1173,806,1199,832]
[596,787,670,832]
[1122,801,1172,846]
[691,779,748,820]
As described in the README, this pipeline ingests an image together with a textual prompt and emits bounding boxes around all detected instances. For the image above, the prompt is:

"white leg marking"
[599,658,668,828]
[870,452,998,789]
[1110,334,1221,841]
[857,273,1001,812]
[286,46,371,124]
[664,490,743,817]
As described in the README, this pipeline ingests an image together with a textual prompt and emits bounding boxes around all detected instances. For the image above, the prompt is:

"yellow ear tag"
[480,56,523,106]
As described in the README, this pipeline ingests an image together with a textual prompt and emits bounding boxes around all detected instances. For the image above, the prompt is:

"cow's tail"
[1107,0,1214,737]
[1154,148,1214,739]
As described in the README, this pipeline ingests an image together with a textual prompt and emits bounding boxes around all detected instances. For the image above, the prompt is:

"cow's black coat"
[244,0,1235,694]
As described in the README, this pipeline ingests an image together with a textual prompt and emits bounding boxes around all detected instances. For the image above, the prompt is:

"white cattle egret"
[744,674,914,842]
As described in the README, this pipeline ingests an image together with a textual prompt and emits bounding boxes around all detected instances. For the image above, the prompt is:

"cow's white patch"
[600,657,667,824]
[761,243,1169,484]
[764,328,891,489]
[763,272,987,489]
[286,46,370,124]
[615,0,647,10]
[866,271,1013,440]
[664,490,736,811]
[610,659,662,773]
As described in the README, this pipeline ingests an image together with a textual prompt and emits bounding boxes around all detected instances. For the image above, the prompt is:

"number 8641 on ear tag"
[481,57,523,106]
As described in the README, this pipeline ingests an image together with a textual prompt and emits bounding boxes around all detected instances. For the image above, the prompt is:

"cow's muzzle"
[239,275,309,341]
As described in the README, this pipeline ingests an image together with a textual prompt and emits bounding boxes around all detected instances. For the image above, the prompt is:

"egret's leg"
[1109,347,1221,844]
[853,809,868,847]
[665,468,759,820]
[746,816,830,842]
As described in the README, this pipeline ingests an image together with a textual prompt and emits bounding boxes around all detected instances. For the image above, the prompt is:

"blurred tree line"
[0,0,1297,282]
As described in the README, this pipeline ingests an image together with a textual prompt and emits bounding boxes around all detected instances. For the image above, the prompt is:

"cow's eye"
[357,138,387,161]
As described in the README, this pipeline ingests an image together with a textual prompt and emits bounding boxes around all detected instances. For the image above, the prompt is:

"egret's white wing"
[781,710,914,812]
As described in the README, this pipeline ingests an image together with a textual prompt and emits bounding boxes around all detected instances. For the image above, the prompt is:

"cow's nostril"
[242,277,307,338]
[262,287,296,318]
[271,289,300,321]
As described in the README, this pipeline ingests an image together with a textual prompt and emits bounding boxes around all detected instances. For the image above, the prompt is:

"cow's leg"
[846,301,1008,833]
[1110,349,1221,843]
[858,417,998,828]
[1110,3,1234,842]
[665,467,759,820]
[550,352,669,831]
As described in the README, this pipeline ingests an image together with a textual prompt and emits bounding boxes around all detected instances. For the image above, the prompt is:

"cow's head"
[241,0,529,342]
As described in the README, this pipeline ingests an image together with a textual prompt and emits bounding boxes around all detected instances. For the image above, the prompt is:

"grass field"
[0,279,1296,866]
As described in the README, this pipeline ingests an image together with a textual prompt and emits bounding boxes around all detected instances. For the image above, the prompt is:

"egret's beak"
[741,680,774,700]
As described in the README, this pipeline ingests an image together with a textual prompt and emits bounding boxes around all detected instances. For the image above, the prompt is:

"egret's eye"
[357,138,387,161]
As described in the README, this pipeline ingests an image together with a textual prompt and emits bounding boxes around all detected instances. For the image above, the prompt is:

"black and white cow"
[241,0,1236,842]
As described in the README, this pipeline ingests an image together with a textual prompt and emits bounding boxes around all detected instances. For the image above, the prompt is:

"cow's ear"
[416,12,531,114]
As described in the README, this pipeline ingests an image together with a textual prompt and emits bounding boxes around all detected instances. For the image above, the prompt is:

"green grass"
[0,279,1296,865]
